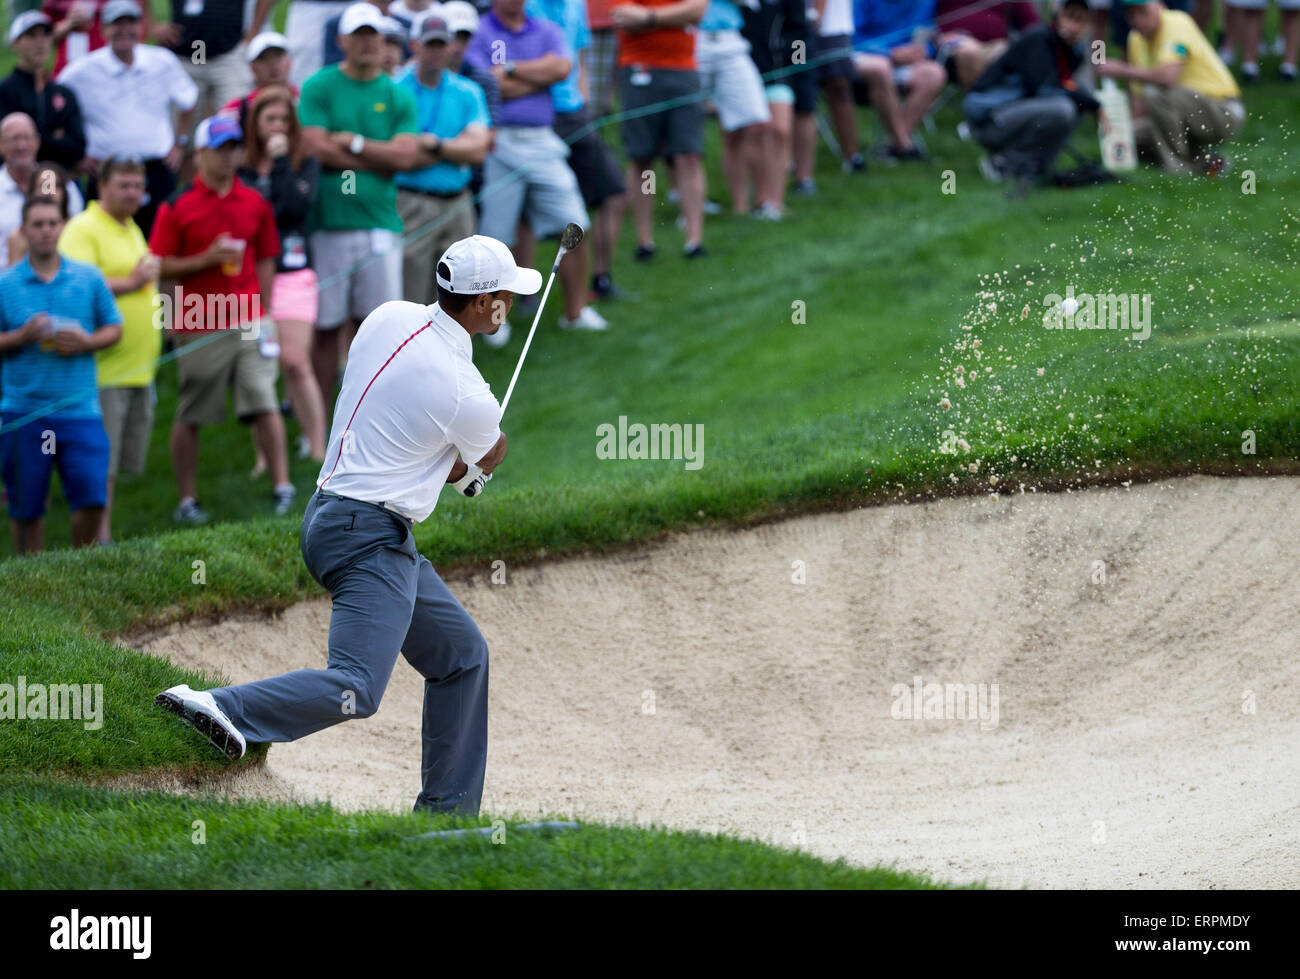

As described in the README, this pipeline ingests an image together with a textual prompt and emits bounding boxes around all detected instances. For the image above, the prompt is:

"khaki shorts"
[173,329,279,427]
[99,384,155,476]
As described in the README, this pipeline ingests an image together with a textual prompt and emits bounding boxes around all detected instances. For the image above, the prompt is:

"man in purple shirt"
[465,0,606,343]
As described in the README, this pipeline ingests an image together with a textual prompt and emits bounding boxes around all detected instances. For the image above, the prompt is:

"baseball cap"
[380,16,407,40]
[339,2,387,35]
[102,0,143,24]
[7,10,51,45]
[437,236,542,296]
[441,1,480,35]
[194,115,243,150]
[415,16,452,44]
[247,30,289,62]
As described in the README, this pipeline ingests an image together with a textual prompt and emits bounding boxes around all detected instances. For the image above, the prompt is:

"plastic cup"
[220,237,246,277]
[41,317,81,352]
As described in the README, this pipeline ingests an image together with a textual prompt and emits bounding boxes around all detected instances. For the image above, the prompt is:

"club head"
[560,222,584,250]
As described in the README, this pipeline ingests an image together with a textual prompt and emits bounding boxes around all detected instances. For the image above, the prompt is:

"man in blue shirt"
[0,195,122,554]
[526,0,628,302]
[395,15,493,306]
[852,0,946,160]
[467,0,609,339]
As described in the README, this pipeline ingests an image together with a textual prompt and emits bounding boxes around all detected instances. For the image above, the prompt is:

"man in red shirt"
[611,0,709,259]
[149,114,295,524]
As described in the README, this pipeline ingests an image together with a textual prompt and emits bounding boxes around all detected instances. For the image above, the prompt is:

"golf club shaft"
[499,247,567,418]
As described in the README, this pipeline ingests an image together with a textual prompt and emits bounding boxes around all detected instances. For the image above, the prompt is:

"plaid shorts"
[584,29,620,121]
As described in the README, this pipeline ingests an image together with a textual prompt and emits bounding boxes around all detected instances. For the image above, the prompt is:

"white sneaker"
[155,684,246,760]
[483,320,512,348]
[558,306,609,331]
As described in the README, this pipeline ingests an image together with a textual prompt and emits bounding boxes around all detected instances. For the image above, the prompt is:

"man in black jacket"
[964,0,1097,189]
[0,11,87,172]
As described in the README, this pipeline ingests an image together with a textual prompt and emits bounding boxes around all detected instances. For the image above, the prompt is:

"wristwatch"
[430,135,442,156]
[349,133,365,155]
[504,60,517,77]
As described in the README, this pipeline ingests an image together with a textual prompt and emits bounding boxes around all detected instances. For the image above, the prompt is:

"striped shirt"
[0,256,122,419]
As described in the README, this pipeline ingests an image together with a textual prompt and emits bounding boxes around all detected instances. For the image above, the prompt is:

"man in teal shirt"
[395,15,492,306]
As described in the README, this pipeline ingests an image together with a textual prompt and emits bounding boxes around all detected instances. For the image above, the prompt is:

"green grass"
[2,8,1298,887]
[0,773,960,888]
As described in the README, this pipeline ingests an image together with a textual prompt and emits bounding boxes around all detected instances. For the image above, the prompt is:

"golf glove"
[453,462,491,498]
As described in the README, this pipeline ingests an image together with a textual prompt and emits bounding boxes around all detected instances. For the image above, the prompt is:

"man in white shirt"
[56,0,199,236]
[0,112,84,265]
[156,235,540,819]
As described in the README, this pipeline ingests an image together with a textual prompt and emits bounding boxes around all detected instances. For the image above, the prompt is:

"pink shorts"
[270,268,319,324]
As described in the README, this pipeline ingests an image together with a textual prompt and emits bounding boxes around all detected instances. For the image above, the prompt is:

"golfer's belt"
[314,488,414,527]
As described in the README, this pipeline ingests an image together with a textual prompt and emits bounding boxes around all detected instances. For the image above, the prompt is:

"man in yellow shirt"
[59,155,161,544]
[1096,0,1246,175]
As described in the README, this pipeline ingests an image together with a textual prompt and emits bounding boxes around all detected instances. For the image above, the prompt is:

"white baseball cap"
[440,1,480,35]
[7,10,51,45]
[246,30,289,62]
[101,0,143,25]
[437,236,542,296]
[339,2,386,35]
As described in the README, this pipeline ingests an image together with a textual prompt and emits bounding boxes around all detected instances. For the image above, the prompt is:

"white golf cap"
[440,1,480,35]
[437,236,542,296]
[8,10,51,45]
[101,0,143,24]
[338,2,386,35]
[246,30,289,62]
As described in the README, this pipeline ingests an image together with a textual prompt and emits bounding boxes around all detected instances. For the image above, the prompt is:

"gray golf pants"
[208,491,489,815]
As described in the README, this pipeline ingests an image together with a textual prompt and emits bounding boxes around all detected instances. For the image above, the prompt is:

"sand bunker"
[135,475,1300,888]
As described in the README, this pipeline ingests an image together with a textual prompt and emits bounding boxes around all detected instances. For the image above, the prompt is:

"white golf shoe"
[155,684,246,760]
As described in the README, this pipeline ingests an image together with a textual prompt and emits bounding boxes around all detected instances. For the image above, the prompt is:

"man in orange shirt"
[611,0,709,259]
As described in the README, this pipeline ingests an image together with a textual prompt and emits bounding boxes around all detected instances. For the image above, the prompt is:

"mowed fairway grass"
[7,75,1298,558]
[2,10,1298,885]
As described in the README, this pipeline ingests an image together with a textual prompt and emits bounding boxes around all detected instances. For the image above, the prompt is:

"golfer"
[156,235,542,817]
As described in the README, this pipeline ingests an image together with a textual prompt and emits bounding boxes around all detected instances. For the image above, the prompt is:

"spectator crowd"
[0,0,1270,553]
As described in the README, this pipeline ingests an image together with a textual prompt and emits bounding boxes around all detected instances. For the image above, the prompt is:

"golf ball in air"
[1061,297,1079,315]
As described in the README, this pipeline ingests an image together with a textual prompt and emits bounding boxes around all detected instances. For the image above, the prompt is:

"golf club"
[459,223,584,498]
[499,221,584,418]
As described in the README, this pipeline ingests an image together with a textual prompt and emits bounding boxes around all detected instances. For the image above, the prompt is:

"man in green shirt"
[299,2,421,405]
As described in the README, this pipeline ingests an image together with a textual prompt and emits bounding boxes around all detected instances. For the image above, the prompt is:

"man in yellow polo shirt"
[1096,1,1245,175]
[59,154,161,544]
